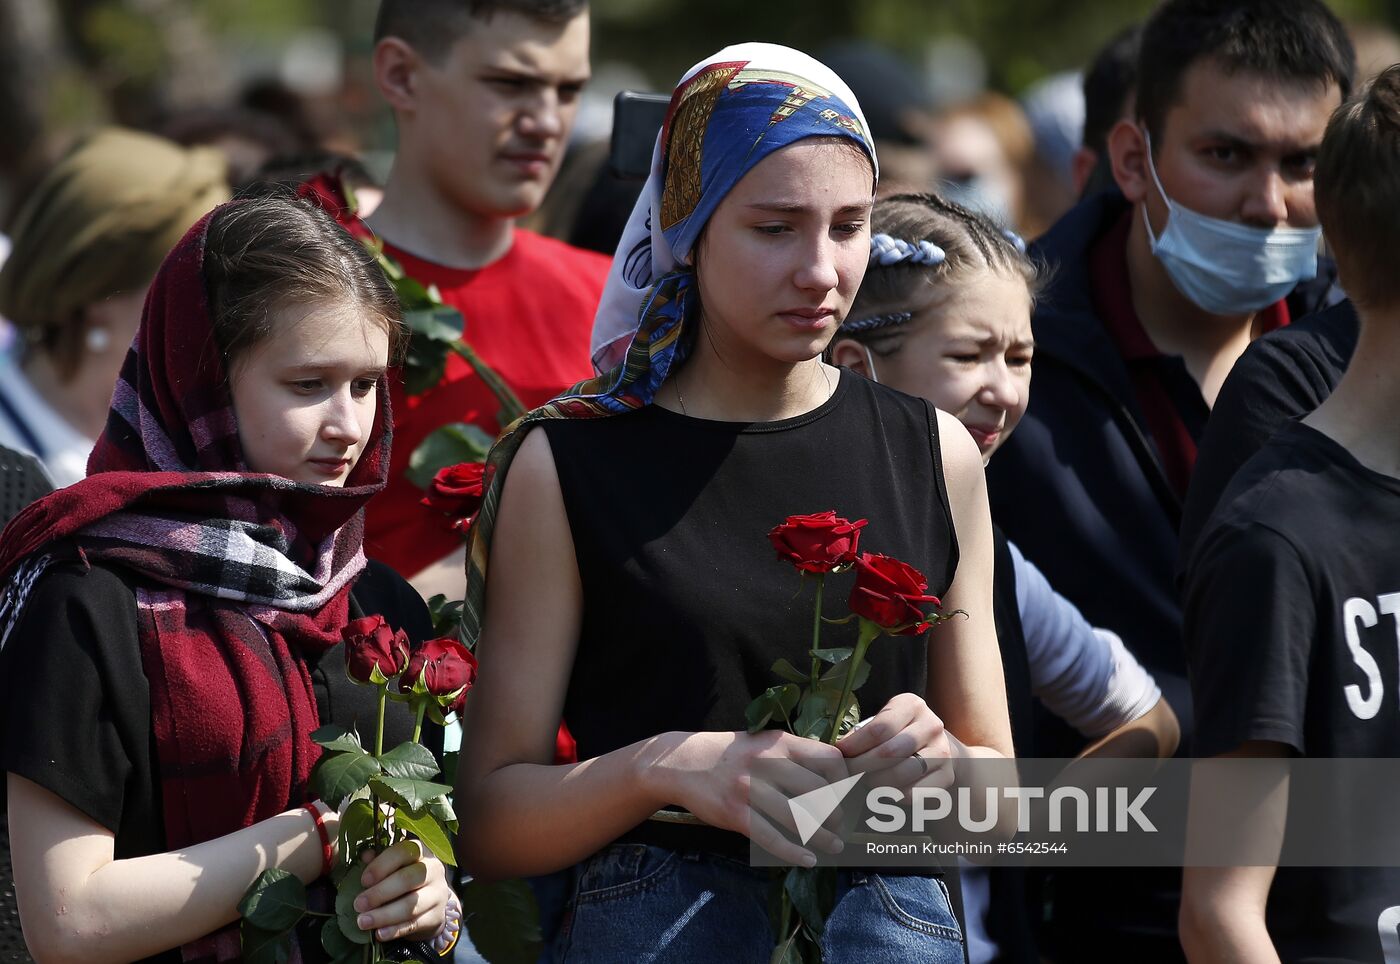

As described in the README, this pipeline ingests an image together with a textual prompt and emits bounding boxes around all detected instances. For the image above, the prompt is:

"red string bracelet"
[306,801,334,878]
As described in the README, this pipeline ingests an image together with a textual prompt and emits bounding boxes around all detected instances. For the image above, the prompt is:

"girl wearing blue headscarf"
[455,43,1011,960]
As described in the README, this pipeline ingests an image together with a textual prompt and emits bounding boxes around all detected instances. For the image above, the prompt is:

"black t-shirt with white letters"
[1185,421,1400,962]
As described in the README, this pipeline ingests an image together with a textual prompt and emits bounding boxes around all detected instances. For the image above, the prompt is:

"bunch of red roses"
[751,510,954,744]
[753,510,958,964]
[239,618,477,963]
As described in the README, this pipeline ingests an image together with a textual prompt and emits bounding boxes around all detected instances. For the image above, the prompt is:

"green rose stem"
[411,699,427,746]
[372,682,389,960]
[825,618,881,745]
[448,340,526,426]
[808,575,826,682]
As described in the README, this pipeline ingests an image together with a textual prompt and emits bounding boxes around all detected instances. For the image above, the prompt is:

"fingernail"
[801,852,817,867]
[354,896,367,912]
[357,914,372,929]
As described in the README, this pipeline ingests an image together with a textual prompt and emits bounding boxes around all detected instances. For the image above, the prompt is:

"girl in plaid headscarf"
[0,195,457,961]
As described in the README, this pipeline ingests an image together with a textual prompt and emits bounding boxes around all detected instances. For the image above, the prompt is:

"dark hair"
[1315,65,1400,310]
[1082,22,1142,156]
[203,193,405,366]
[1137,0,1355,144]
[842,192,1042,352]
[374,0,588,63]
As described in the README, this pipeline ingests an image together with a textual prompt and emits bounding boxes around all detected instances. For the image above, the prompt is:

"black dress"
[0,557,439,963]
[540,369,959,856]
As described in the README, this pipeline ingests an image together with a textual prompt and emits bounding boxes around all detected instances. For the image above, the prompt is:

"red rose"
[848,553,942,635]
[768,511,868,573]
[421,462,487,528]
[402,636,480,714]
[342,614,410,683]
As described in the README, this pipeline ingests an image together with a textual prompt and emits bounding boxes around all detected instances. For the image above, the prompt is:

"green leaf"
[238,868,307,932]
[810,647,854,665]
[378,742,441,781]
[461,877,543,964]
[311,724,365,755]
[335,872,371,945]
[793,687,841,742]
[396,807,456,867]
[241,921,292,964]
[426,791,459,833]
[314,750,382,809]
[405,422,496,489]
[770,658,809,684]
[745,683,801,733]
[389,270,431,305]
[769,933,804,964]
[403,334,449,397]
[819,656,871,691]
[367,775,453,812]
[784,866,836,939]
[427,595,467,637]
[339,797,376,863]
[321,915,357,961]
[404,305,464,343]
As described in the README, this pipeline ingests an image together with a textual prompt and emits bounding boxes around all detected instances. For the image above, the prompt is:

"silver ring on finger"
[915,751,932,777]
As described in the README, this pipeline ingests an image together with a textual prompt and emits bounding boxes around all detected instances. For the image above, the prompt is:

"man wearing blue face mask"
[984,0,1354,959]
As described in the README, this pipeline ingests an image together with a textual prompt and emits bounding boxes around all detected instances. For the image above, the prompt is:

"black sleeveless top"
[542,369,959,762]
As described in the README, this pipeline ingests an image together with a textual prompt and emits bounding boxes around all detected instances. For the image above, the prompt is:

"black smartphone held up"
[609,91,669,181]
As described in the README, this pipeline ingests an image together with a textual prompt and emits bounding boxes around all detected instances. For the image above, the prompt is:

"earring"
[85,327,111,353]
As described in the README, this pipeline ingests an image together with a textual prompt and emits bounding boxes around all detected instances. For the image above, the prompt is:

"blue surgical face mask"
[1141,131,1321,316]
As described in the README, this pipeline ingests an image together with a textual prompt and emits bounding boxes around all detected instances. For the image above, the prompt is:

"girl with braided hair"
[830,192,1181,963]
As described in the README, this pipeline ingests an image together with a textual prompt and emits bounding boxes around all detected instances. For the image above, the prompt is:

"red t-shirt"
[1089,210,1289,500]
[367,232,609,574]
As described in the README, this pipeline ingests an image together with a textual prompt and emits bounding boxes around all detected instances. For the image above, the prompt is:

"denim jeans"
[532,845,964,963]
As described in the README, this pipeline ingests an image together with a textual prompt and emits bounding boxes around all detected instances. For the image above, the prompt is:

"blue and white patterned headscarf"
[462,44,877,643]
[590,42,878,375]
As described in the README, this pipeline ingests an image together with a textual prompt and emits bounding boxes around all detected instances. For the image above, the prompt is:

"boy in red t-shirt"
[349,0,609,589]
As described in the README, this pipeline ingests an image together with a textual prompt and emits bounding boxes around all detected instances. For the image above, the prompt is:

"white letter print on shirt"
[1344,596,1384,720]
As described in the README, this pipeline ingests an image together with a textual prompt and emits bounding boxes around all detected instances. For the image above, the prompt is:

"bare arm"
[1078,697,1180,760]
[927,409,1013,760]
[454,429,846,880]
[9,775,330,964]
[1179,741,1289,963]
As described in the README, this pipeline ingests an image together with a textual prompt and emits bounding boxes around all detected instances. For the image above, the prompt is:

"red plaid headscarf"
[0,202,390,958]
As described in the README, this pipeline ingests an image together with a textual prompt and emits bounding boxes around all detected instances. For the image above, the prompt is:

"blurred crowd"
[2,1,1400,962]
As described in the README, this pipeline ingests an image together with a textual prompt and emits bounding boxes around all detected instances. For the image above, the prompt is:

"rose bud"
[849,552,942,635]
[767,510,868,573]
[342,614,411,684]
[421,462,487,530]
[402,636,480,715]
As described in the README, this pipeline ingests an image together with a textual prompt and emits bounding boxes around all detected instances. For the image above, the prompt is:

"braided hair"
[841,193,1042,348]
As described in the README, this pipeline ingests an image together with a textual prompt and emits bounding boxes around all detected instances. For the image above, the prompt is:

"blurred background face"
[931,95,1033,229]
[841,269,1033,461]
[694,139,874,367]
[79,285,149,384]
[229,302,388,487]
[408,10,590,219]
